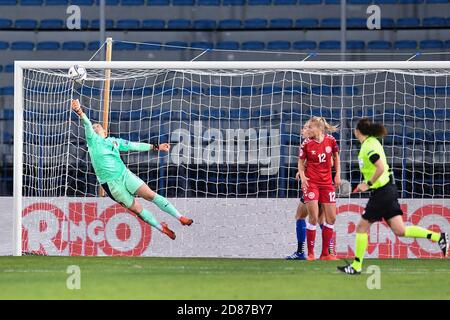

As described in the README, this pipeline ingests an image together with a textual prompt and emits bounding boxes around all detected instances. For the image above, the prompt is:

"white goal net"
[14,61,450,258]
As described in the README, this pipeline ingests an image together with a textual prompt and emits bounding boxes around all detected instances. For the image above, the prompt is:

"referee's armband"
[369,153,380,164]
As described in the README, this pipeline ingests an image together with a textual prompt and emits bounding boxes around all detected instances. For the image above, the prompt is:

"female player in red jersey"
[297,116,341,260]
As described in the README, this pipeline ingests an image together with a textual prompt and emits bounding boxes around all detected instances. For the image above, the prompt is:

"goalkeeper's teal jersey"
[81,114,151,184]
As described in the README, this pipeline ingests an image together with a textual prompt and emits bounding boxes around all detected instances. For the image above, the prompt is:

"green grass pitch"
[0,257,449,299]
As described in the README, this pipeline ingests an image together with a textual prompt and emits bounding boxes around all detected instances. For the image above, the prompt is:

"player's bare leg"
[305,201,319,260]
[137,183,193,226]
[320,203,338,260]
[128,198,175,240]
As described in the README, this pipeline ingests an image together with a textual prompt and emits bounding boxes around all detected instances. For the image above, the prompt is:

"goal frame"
[13,60,450,256]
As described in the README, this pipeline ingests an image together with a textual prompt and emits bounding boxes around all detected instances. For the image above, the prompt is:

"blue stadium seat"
[112,42,137,50]
[218,19,242,29]
[420,40,444,49]
[165,41,188,50]
[80,19,89,28]
[324,0,339,2]
[116,19,140,29]
[347,18,366,28]
[216,41,240,50]
[267,40,291,50]
[167,19,191,29]
[321,18,340,28]
[142,19,165,29]
[261,86,282,95]
[368,40,391,49]
[394,40,417,50]
[94,0,119,4]
[381,18,395,28]
[298,0,321,3]
[273,0,296,4]
[0,87,14,95]
[198,0,220,4]
[36,41,60,50]
[90,19,114,29]
[121,0,144,4]
[295,19,319,28]
[206,86,231,95]
[241,41,265,50]
[397,18,420,28]
[193,19,216,29]
[347,40,365,50]
[446,40,450,48]
[11,41,34,50]
[147,0,169,4]
[71,0,94,4]
[62,41,86,50]
[348,0,370,3]
[248,0,271,3]
[319,40,340,50]
[15,19,38,29]
[292,40,317,50]
[3,109,13,120]
[270,18,293,29]
[172,0,194,4]
[45,0,68,4]
[138,42,162,50]
[223,0,245,4]
[20,0,43,4]
[423,17,447,27]
[244,19,268,29]
[0,19,12,29]
[374,0,396,3]
[398,0,422,3]
[2,132,13,144]
[87,41,100,50]
[434,131,450,142]
[4,64,13,72]
[0,42,9,50]
[191,42,214,49]
[41,19,64,29]
[434,109,447,119]
[0,0,16,3]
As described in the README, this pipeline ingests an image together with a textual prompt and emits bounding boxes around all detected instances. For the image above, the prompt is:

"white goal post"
[13,61,450,256]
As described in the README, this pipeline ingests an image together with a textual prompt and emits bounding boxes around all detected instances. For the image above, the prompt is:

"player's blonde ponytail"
[310,116,339,133]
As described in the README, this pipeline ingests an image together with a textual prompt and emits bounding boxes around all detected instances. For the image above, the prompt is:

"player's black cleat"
[337,264,361,275]
[438,232,449,258]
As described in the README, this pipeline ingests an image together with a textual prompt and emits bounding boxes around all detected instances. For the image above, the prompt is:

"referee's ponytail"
[356,118,388,138]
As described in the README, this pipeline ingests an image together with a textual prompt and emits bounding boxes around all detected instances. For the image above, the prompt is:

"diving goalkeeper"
[71,99,193,240]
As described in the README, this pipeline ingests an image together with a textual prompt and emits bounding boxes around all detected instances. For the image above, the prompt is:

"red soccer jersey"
[299,134,339,186]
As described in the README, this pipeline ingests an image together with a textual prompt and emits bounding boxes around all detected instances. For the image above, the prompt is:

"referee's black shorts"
[362,182,404,223]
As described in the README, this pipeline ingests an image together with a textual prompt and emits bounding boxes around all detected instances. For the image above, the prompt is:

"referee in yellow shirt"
[338,118,448,275]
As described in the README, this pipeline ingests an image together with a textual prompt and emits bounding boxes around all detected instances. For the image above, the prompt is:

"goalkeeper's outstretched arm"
[118,140,170,153]
[71,99,95,139]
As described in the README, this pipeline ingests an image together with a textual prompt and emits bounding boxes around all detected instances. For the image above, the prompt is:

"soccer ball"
[336,179,351,197]
[68,65,87,83]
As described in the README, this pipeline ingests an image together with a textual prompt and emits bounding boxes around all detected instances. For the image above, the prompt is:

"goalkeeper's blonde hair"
[309,116,339,133]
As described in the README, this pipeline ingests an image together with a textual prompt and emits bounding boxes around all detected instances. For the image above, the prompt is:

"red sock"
[306,228,316,256]
[322,225,334,256]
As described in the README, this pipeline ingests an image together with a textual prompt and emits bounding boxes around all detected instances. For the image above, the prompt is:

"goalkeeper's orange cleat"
[161,222,176,240]
[307,253,315,261]
[180,216,193,226]
[320,254,339,261]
